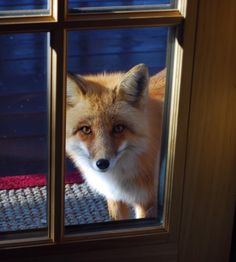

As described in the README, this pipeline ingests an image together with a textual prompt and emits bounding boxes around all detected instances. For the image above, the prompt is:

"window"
[65,26,169,229]
[0,0,195,260]
[0,32,49,233]
[0,0,50,16]
[68,0,173,12]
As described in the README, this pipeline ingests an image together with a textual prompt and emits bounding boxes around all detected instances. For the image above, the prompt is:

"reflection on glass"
[65,27,168,229]
[69,0,173,12]
[0,0,49,16]
[0,33,48,234]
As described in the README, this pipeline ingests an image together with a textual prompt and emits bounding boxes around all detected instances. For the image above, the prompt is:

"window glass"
[0,0,49,16]
[69,0,173,13]
[65,27,169,231]
[0,32,49,235]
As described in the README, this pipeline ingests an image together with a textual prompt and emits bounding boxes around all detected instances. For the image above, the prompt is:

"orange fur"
[66,64,165,220]
[107,199,129,220]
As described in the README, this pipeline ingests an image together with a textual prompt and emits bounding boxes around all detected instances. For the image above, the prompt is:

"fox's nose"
[96,159,110,170]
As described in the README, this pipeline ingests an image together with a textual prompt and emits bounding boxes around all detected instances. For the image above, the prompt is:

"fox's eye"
[79,126,92,135]
[113,124,125,134]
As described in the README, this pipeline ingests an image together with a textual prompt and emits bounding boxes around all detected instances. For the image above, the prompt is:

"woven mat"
[0,183,110,232]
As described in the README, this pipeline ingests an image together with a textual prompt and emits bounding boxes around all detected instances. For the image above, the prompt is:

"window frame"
[0,0,199,260]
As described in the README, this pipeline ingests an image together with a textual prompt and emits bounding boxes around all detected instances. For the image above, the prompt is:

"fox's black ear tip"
[134,63,148,71]
[138,63,147,68]
[67,72,87,95]
[129,64,149,77]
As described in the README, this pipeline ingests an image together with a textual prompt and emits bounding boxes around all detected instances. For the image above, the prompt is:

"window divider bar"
[65,12,183,29]
[49,28,67,243]
[0,10,183,33]
[48,0,67,243]
[66,9,182,22]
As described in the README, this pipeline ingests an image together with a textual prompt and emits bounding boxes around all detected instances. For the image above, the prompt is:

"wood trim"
[49,28,67,243]
[0,10,183,33]
[0,0,186,249]
[161,0,200,243]
[0,237,51,250]
[48,1,67,243]
[0,0,204,261]
[66,9,183,27]
[0,239,178,262]
[179,0,236,261]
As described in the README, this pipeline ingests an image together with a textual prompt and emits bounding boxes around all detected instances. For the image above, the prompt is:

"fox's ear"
[67,73,87,106]
[118,64,149,107]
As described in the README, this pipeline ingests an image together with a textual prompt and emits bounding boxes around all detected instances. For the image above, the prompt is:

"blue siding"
[0,0,171,11]
[0,22,168,177]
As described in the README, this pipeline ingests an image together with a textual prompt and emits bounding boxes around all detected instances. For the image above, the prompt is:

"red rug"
[0,171,84,190]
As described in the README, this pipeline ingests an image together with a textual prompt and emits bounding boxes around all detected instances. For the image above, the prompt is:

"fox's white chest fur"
[72,152,149,206]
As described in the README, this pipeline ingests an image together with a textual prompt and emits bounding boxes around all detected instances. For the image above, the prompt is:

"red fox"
[66,64,165,220]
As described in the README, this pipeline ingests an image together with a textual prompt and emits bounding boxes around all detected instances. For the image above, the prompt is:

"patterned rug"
[0,173,110,232]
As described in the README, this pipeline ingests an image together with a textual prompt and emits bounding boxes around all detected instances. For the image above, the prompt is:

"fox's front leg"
[135,203,156,219]
[107,199,129,220]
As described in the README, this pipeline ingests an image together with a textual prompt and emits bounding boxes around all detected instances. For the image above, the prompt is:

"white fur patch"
[66,137,149,205]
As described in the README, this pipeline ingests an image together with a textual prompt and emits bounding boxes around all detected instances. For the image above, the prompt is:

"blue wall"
[0,27,168,177]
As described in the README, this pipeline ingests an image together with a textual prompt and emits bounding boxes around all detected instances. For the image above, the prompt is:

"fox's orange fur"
[66,64,165,220]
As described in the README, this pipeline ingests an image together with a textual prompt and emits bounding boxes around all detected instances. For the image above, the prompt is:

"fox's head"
[66,64,150,173]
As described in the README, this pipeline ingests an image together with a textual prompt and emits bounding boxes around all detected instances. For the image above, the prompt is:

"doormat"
[0,173,110,232]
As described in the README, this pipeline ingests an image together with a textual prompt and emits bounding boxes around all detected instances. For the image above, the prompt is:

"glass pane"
[0,33,49,236]
[65,27,169,231]
[0,0,49,17]
[69,0,174,13]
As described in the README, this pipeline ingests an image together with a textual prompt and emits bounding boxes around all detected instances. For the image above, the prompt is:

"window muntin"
[0,32,49,235]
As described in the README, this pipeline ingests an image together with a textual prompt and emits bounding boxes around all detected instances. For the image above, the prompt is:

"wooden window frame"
[0,0,202,260]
